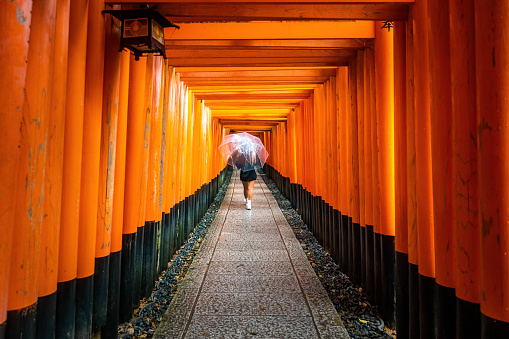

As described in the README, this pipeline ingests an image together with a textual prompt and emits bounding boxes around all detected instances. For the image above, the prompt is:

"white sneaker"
[244,197,247,203]
[246,200,252,210]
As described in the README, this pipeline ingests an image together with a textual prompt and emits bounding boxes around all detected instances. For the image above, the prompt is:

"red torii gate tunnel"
[1,0,508,338]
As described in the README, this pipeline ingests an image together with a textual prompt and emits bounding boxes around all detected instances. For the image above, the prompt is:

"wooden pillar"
[76,0,105,334]
[413,0,436,337]
[37,0,71,336]
[140,55,154,299]
[474,0,509,336]
[106,49,130,337]
[7,0,56,336]
[121,55,147,318]
[427,0,456,337]
[405,7,419,337]
[0,0,32,337]
[375,21,396,327]
[356,51,367,291]
[393,20,409,339]
[449,0,481,337]
[56,0,88,335]
[363,48,376,304]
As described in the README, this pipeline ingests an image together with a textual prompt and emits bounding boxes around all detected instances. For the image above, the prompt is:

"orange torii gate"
[2,1,509,338]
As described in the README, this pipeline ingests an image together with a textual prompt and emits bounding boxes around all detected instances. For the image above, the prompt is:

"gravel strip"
[259,170,396,339]
[118,169,233,339]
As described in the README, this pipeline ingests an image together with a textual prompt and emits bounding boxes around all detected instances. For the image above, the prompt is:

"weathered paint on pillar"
[413,0,435,279]
[393,20,408,256]
[8,0,56,313]
[375,21,395,237]
[450,0,479,305]
[39,0,71,299]
[428,0,455,290]
[58,0,88,284]
[77,0,106,279]
[475,0,509,324]
[0,0,33,326]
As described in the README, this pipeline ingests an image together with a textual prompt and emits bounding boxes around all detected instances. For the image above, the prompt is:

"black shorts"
[240,169,257,182]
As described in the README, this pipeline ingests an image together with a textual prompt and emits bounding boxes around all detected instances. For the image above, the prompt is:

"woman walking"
[240,169,257,210]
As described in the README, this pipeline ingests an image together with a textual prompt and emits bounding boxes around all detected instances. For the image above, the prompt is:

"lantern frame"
[103,8,179,60]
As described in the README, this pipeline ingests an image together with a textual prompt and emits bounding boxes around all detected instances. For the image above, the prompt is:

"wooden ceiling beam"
[166,57,350,67]
[179,68,337,79]
[167,49,357,59]
[153,3,409,21]
[166,39,373,50]
[164,22,375,40]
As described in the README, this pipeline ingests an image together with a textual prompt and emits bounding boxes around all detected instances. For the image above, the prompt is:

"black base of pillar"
[419,274,436,339]
[435,284,456,339]
[102,251,121,339]
[365,225,375,304]
[75,275,94,339]
[92,255,110,329]
[36,291,56,339]
[0,321,5,339]
[373,232,382,306]
[380,233,395,328]
[56,279,76,339]
[456,298,481,339]
[6,303,37,339]
[341,214,349,274]
[408,263,420,339]
[120,232,136,322]
[482,314,509,339]
[133,226,144,308]
[142,221,155,298]
[395,251,409,339]
[352,221,361,286]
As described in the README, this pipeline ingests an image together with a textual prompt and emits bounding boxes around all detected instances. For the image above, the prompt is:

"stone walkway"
[154,170,349,338]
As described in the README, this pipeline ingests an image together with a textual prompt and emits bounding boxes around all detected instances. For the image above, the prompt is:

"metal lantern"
[104,8,179,60]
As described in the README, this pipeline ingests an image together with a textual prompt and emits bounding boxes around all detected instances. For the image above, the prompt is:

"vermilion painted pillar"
[356,51,367,291]
[427,0,456,337]
[106,49,130,337]
[474,0,509,336]
[7,0,56,336]
[449,0,481,337]
[413,0,436,337]
[37,0,70,336]
[339,65,350,276]
[375,21,396,327]
[0,1,32,337]
[348,60,361,286]
[76,0,106,334]
[140,55,154,299]
[393,20,409,339]
[405,7,420,338]
[94,14,121,336]
[121,55,147,319]
[363,48,375,304]
[56,0,88,335]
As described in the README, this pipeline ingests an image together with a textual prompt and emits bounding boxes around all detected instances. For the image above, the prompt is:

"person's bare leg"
[248,180,255,200]
[242,181,249,200]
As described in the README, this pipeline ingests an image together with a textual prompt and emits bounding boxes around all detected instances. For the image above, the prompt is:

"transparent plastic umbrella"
[218,132,269,171]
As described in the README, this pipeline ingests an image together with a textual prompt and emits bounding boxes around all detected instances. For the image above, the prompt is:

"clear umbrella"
[218,132,269,171]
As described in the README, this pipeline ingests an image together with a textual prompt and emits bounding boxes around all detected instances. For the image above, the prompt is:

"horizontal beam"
[165,22,375,39]
[154,3,408,21]
[167,49,357,58]
[167,57,350,67]
[197,93,312,100]
[166,39,373,50]
[179,68,337,79]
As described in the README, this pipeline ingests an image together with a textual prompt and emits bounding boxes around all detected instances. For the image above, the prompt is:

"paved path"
[154,170,349,338]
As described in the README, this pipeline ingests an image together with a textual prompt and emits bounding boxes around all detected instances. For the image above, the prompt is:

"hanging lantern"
[104,8,179,60]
